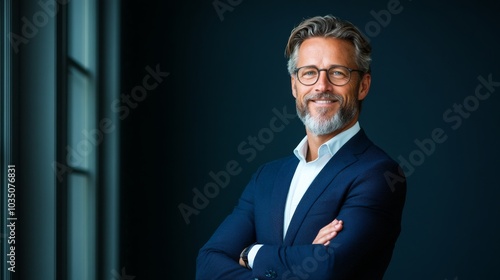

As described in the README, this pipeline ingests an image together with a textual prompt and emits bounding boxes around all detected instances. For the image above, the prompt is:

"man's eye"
[302,70,317,77]
[331,70,347,77]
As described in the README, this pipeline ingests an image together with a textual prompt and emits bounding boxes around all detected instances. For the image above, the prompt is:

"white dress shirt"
[283,122,360,237]
[247,122,361,268]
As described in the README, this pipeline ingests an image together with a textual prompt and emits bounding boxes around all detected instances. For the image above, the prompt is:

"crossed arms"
[196,157,406,279]
[238,219,343,268]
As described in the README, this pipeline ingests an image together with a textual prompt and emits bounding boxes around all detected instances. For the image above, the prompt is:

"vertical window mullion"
[56,1,69,279]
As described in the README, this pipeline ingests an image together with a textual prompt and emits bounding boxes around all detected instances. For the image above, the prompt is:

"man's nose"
[314,70,333,92]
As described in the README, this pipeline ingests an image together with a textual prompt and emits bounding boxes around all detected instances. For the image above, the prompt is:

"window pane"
[67,66,94,169]
[68,173,96,280]
[68,0,95,68]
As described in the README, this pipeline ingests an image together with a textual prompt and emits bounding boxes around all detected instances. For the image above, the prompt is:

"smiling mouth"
[310,99,338,104]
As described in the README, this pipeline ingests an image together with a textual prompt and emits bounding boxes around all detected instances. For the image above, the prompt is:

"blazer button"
[264,270,277,278]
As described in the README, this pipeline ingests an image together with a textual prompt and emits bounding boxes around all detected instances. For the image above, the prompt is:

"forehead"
[297,37,356,67]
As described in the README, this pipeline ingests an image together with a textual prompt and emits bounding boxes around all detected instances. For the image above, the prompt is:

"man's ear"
[357,73,371,101]
[291,76,297,98]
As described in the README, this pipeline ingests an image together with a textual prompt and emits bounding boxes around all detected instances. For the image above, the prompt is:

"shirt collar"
[293,122,361,162]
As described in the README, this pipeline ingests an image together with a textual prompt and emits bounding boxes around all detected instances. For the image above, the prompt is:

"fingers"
[325,219,343,232]
[332,219,343,230]
[312,228,338,245]
[312,219,343,245]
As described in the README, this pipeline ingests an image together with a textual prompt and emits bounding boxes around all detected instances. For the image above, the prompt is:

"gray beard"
[297,93,358,136]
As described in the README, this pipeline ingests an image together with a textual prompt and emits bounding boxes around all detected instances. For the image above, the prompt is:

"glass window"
[65,0,97,279]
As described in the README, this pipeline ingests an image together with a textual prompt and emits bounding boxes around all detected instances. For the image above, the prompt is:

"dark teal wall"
[119,0,500,279]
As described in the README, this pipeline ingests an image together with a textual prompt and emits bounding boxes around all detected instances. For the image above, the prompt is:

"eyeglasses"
[294,65,364,86]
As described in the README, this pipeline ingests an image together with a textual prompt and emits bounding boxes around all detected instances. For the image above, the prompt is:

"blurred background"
[1,0,499,279]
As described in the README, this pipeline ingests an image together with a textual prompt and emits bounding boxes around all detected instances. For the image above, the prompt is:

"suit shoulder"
[251,155,297,178]
[355,134,400,172]
[259,154,297,170]
[365,143,397,162]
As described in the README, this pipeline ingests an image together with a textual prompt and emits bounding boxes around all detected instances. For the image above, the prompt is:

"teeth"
[314,100,333,103]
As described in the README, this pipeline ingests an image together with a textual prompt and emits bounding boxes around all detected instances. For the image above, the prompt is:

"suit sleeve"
[195,166,263,280]
[197,158,406,279]
[251,160,407,279]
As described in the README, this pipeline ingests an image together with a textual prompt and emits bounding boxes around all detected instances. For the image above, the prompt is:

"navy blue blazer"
[197,129,407,279]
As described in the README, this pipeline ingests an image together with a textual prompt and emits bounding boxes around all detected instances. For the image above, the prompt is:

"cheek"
[294,86,309,103]
[340,86,360,105]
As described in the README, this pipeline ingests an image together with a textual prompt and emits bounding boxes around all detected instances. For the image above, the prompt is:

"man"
[196,15,406,279]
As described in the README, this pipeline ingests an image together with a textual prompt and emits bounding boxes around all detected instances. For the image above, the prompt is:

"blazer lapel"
[283,130,371,245]
[269,156,299,244]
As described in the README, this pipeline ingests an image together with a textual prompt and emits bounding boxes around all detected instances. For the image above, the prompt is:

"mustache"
[304,92,343,103]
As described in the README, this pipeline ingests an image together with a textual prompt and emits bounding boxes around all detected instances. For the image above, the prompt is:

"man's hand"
[238,220,343,268]
[312,219,343,246]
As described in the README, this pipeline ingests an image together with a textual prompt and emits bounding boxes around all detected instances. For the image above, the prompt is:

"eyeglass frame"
[293,65,365,86]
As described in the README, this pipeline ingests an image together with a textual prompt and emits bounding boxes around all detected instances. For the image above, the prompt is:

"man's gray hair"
[285,15,372,75]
